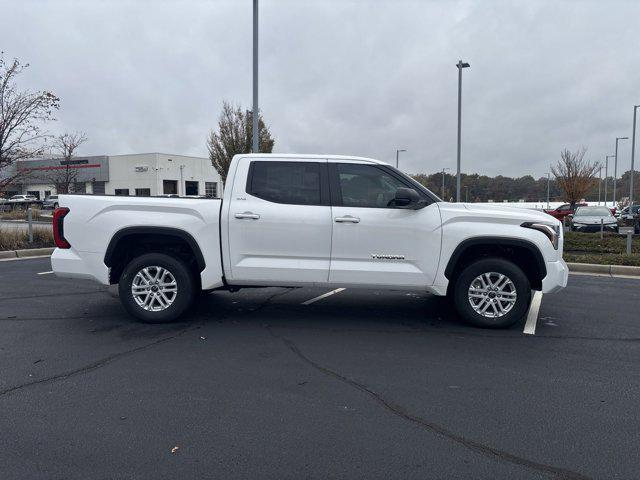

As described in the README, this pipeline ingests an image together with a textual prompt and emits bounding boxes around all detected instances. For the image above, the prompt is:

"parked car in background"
[8,194,38,203]
[570,206,619,233]
[4,194,41,210]
[616,204,640,219]
[42,195,59,210]
[544,203,587,221]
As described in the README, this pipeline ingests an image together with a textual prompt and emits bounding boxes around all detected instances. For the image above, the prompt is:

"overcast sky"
[2,0,639,177]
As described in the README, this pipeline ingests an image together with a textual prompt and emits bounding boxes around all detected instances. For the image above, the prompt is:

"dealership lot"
[1,258,639,479]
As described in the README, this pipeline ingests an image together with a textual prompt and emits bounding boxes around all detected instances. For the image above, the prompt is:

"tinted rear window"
[248,161,321,205]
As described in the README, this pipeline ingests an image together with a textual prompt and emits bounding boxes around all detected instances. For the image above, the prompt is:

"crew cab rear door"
[225,157,332,284]
[328,161,442,287]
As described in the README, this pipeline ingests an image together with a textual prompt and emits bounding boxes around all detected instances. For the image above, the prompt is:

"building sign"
[16,156,110,183]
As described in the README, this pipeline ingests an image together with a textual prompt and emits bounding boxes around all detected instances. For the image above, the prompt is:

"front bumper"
[572,223,618,233]
[542,258,569,294]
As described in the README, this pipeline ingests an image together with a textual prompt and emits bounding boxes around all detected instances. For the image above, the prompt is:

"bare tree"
[39,132,88,194]
[0,54,60,182]
[551,147,599,209]
[207,101,274,185]
[53,131,87,161]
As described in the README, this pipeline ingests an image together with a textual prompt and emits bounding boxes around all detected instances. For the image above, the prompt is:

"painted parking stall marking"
[302,288,346,305]
[37,271,54,275]
[523,290,543,335]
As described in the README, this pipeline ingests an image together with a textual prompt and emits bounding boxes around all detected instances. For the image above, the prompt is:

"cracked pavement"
[1,258,639,479]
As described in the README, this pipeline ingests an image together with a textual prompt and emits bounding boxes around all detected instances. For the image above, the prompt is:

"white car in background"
[570,206,619,233]
[7,194,38,203]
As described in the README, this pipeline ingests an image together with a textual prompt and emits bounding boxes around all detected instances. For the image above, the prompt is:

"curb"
[567,262,640,277]
[15,247,55,258]
[0,247,55,260]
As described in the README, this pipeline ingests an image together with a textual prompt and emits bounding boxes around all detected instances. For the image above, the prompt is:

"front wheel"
[118,253,196,323]
[453,257,531,329]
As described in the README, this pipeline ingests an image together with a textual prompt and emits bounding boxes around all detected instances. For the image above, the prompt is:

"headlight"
[521,222,560,250]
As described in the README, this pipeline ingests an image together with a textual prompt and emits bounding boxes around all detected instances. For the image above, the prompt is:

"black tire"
[453,257,531,329]
[118,253,196,323]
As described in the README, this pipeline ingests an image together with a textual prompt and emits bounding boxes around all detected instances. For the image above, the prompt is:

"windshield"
[575,206,611,216]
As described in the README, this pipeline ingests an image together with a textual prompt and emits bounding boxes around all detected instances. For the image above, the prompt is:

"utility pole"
[441,167,450,200]
[613,136,628,208]
[605,155,614,206]
[456,60,470,202]
[252,0,259,153]
[395,149,406,169]
[546,172,551,209]
[598,166,602,205]
[631,105,639,209]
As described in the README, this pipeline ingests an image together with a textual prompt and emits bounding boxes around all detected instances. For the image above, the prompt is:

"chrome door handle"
[235,212,260,220]
[335,215,360,223]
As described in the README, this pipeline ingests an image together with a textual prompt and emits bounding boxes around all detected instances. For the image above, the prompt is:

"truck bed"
[51,195,225,290]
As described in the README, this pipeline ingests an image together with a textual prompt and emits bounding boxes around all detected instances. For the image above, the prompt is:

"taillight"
[53,207,71,249]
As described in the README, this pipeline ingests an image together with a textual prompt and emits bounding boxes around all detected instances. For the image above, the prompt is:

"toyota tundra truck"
[51,154,568,328]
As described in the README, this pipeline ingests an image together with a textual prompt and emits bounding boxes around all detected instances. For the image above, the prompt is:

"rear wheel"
[118,253,196,323]
[453,257,531,329]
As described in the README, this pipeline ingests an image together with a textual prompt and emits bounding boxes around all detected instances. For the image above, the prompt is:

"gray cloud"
[2,0,639,177]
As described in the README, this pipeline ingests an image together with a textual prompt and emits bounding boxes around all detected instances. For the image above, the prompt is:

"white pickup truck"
[51,154,568,328]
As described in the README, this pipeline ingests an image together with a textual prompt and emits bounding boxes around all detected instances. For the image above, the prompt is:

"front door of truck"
[227,158,332,284]
[328,162,442,287]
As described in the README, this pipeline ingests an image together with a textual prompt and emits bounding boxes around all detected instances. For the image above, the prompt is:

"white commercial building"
[1,153,223,199]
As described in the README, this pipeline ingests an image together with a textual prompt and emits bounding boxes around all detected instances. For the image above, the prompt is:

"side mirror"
[394,187,421,208]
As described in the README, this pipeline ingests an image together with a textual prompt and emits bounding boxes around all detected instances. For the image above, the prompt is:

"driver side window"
[337,164,407,208]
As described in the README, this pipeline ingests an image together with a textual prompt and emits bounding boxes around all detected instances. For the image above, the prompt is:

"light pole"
[441,167,450,200]
[605,155,614,206]
[252,0,259,153]
[546,172,551,209]
[395,149,406,169]
[598,165,603,205]
[613,136,628,208]
[631,105,639,209]
[456,60,470,202]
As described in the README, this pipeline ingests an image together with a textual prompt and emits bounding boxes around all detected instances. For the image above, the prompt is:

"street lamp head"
[457,61,470,69]
[617,137,629,141]
[397,149,406,153]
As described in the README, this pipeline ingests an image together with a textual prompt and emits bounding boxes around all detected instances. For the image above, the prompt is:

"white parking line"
[523,290,543,335]
[302,288,346,305]
[37,271,54,275]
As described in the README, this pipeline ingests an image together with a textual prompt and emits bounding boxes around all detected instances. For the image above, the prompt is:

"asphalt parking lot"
[1,258,639,480]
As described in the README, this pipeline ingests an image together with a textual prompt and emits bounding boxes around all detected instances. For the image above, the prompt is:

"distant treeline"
[412,170,640,203]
